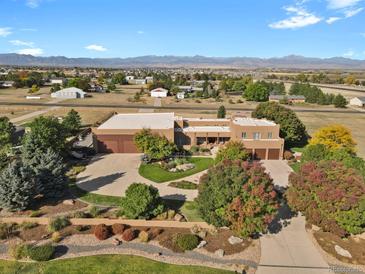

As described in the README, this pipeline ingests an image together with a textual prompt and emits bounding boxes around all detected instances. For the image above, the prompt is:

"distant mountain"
[0,53,365,69]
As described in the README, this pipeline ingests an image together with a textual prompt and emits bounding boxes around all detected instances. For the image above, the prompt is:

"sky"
[0,0,364,59]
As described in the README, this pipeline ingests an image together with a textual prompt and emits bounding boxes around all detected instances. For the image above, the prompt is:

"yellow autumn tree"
[309,124,356,153]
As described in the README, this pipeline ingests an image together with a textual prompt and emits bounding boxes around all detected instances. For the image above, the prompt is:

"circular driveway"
[76,154,201,201]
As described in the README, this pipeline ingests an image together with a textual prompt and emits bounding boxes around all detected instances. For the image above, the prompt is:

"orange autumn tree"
[309,124,356,154]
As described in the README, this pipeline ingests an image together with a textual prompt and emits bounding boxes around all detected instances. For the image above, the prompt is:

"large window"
[253,132,261,140]
[268,132,273,139]
[242,132,247,139]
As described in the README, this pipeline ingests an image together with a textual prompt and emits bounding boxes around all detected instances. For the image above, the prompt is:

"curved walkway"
[76,154,201,201]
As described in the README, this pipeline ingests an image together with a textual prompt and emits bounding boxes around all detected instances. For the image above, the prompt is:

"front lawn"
[139,157,214,183]
[0,255,232,274]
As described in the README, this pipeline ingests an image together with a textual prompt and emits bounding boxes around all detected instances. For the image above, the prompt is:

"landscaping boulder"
[176,163,195,171]
[215,249,225,258]
[174,213,184,222]
[197,240,207,249]
[62,199,75,205]
[228,236,243,245]
[334,245,352,258]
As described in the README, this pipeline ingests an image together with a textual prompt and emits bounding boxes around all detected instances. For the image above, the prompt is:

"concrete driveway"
[76,154,199,201]
[261,160,293,190]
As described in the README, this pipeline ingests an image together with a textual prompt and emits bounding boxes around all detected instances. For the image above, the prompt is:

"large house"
[92,112,284,159]
[51,87,86,99]
[349,97,365,107]
[150,88,168,98]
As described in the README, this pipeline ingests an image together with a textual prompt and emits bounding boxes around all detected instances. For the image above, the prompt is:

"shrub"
[89,206,103,218]
[122,228,137,241]
[29,210,43,217]
[138,230,149,242]
[51,232,62,243]
[215,141,249,163]
[93,224,111,240]
[9,243,31,259]
[48,216,71,232]
[0,223,18,240]
[149,228,163,239]
[73,211,89,218]
[286,161,365,237]
[168,181,198,190]
[301,144,329,163]
[111,223,126,235]
[197,160,279,237]
[173,233,199,251]
[27,244,55,261]
[120,183,164,219]
[20,222,38,230]
[283,150,294,160]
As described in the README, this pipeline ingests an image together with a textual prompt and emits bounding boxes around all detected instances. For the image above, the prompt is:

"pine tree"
[334,94,347,108]
[62,109,82,136]
[0,161,35,211]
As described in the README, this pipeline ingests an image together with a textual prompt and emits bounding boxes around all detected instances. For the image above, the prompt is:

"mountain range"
[0,53,365,69]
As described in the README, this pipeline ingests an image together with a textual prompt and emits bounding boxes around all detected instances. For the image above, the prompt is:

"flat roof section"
[233,117,277,127]
[182,126,231,132]
[98,113,175,130]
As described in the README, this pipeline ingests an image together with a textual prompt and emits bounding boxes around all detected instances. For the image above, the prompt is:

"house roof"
[55,87,86,94]
[354,96,365,102]
[182,126,230,133]
[232,117,277,127]
[97,113,175,130]
[151,88,168,93]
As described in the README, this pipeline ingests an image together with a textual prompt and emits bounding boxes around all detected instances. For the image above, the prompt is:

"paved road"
[76,153,200,201]
[1,101,364,114]
[258,160,331,274]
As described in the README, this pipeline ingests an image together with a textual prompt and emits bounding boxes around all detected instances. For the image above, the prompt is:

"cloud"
[344,7,364,17]
[269,6,322,29]
[9,40,34,47]
[343,49,355,57]
[326,16,341,23]
[137,30,144,34]
[85,44,107,52]
[26,0,42,8]
[327,0,362,9]
[17,48,44,56]
[0,27,12,37]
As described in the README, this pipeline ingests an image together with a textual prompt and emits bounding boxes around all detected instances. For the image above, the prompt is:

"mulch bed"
[314,231,365,265]
[156,228,191,253]
[18,225,48,241]
[204,229,251,255]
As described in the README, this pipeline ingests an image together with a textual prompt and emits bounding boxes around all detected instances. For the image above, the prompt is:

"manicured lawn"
[289,161,301,173]
[0,255,232,273]
[164,199,203,222]
[139,157,214,183]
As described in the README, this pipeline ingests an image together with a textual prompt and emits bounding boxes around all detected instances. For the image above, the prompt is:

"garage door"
[268,149,280,160]
[96,135,138,153]
[254,149,267,160]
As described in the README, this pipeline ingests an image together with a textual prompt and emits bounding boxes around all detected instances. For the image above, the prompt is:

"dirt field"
[0,86,52,102]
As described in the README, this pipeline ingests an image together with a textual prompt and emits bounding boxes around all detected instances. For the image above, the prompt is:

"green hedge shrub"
[173,233,199,251]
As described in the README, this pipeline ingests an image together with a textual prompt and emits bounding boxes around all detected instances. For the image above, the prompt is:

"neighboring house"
[50,78,67,85]
[51,87,86,99]
[92,112,284,159]
[178,86,193,92]
[151,88,168,98]
[349,97,365,107]
[176,92,185,99]
[89,83,105,93]
[269,95,305,103]
[0,81,14,88]
[128,78,147,85]
[125,75,134,81]
[145,76,154,83]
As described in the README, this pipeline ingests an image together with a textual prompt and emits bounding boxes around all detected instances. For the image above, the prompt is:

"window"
[268,132,273,139]
[253,132,261,140]
[242,132,247,139]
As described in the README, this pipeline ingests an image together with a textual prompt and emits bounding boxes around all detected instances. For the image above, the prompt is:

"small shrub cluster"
[149,228,163,240]
[89,206,103,218]
[51,232,62,243]
[93,224,111,240]
[155,210,176,220]
[138,230,150,242]
[172,233,199,251]
[189,146,210,155]
[122,228,137,241]
[0,223,18,240]
[29,210,43,217]
[111,223,126,235]
[48,216,71,233]
[10,243,54,261]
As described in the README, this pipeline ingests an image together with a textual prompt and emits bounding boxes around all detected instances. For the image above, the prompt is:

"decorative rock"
[228,236,243,245]
[176,163,195,171]
[169,168,178,173]
[174,213,184,222]
[215,249,225,258]
[311,224,321,231]
[335,245,352,258]
[63,199,75,205]
[198,230,207,239]
[197,240,207,249]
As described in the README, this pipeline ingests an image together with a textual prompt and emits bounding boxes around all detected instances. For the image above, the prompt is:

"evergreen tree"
[217,105,226,118]
[62,109,82,136]
[0,161,35,211]
[333,94,347,108]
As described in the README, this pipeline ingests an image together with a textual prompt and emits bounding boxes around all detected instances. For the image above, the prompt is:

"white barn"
[349,97,365,107]
[51,87,86,99]
[150,88,168,98]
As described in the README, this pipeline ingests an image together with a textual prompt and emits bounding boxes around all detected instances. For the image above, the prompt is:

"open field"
[0,86,52,102]
[0,255,232,274]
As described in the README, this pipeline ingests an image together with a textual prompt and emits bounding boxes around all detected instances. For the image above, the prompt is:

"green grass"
[139,157,214,183]
[289,161,301,173]
[163,200,203,222]
[168,180,198,190]
[0,255,233,274]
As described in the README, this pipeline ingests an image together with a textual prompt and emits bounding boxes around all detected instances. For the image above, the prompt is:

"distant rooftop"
[232,117,277,127]
[98,113,175,130]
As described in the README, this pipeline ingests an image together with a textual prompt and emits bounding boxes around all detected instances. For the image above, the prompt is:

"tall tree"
[333,94,347,108]
[244,83,269,102]
[217,105,226,118]
[62,109,82,136]
[0,116,15,153]
[0,161,35,211]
